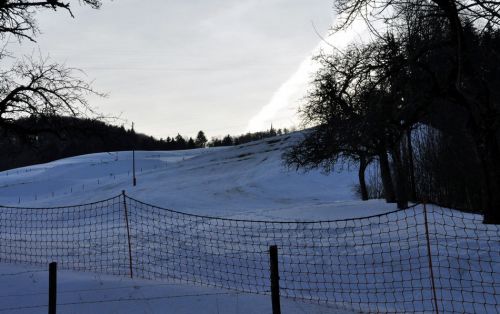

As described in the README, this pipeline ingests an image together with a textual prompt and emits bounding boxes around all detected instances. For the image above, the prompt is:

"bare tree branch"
[0,55,105,127]
[0,0,102,41]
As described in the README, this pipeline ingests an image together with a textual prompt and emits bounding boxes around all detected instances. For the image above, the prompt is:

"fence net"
[0,194,498,313]
[0,196,130,277]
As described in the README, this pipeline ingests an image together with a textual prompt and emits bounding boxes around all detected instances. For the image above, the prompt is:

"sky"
[11,0,340,139]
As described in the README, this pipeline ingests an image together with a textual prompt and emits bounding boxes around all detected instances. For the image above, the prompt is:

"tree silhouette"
[195,130,207,148]
[0,1,105,140]
[285,34,427,208]
[221,134,233,146]
[0,0,102,41]
[327,0,500,222]
[0,56,103,135]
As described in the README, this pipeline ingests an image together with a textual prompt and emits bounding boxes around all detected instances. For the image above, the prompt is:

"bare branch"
[0,55,105,126]
[0,0,103,41]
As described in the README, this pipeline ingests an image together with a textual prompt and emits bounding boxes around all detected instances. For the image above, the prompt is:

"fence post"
[132,150,137,186]
[423,202,439,314]
[48,262,57,314]
[122,190,134,278]
[269,245,281,314]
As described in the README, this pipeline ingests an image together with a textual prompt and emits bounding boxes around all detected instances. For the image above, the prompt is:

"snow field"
[0,133,498,313]
[0,263,348,314]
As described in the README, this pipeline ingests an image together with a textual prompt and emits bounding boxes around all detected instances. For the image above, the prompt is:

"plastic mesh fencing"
[426,205,499,313]
[0,196,130,277]
[0,194,498,313]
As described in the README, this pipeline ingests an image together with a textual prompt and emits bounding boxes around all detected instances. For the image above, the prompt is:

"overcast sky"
[12,0,339,139]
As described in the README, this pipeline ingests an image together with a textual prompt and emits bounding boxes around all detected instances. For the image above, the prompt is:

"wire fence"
[0,193,498,313]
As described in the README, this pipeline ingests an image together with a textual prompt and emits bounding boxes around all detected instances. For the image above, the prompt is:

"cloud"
[245,44,320,132]
[245,17,372,133]
[9,0,337,138]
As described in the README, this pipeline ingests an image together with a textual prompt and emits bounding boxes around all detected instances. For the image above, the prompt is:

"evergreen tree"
[195,130,208,148]
[174,134,186,149]
[221,135,233,146]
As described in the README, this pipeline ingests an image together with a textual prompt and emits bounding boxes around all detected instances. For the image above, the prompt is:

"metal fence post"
[48,262,57,314]
[269,245,281,314]
[423,202,439,314]
[122,190,133,278]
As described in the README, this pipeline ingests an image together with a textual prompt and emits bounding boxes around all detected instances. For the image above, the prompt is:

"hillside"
[0,132,396,220]
[0,132,389,314]
[0,133,497,314]
[0,116,183,172]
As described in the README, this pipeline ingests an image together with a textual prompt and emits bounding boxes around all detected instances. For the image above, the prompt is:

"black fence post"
[423,202,439,314]
[122,190,134,278]
[48,262,57,314]
[269,245,281,314]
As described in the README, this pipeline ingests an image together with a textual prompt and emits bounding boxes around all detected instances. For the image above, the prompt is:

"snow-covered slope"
[0,133,497,314]
[0,132,397,220]
[0,133,394,313]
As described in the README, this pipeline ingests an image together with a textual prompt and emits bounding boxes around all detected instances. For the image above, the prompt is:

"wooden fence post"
[48,262,57,314]
[122,190,134,278]
[269,245,281,314]
[132,150,137,186]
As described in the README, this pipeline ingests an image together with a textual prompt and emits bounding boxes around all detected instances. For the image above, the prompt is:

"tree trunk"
[406,129,417,201]
[392,144,409,209]
[378,150,396,203]
[358,155,369,201]
[476,130,500,224]
[431,0,500,223]
[432,0,464,89]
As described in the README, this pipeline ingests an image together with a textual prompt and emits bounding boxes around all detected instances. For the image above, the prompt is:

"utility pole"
[132,150,136,186]
[132,122,137,186]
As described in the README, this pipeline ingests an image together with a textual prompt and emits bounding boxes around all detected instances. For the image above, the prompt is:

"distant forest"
[208,126,291,147]
[0,116,286,172]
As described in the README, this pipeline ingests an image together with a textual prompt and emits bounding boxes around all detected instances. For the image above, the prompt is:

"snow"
[0,133,380,313]
[0,133,395,220]
[0,133,497,313]
[0,263,348,314]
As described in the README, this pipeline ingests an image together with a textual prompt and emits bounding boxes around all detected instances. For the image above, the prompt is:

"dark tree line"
[208,126,290,147]
[286,7,500,223]
[0,117,209,171]
[0,116,290,172]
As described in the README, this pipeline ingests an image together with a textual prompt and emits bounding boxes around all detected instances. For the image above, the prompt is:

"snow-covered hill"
[0,132,396,220]
[0,133,395,313]
[0,133,497,314]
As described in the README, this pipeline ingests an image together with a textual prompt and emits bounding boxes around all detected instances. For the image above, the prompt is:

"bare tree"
[331,0,500,223]
[0,1,105,138]
[333,0,500,34]
[0,56,103,133]
[0,0,102,41]
[285,40,412,205]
